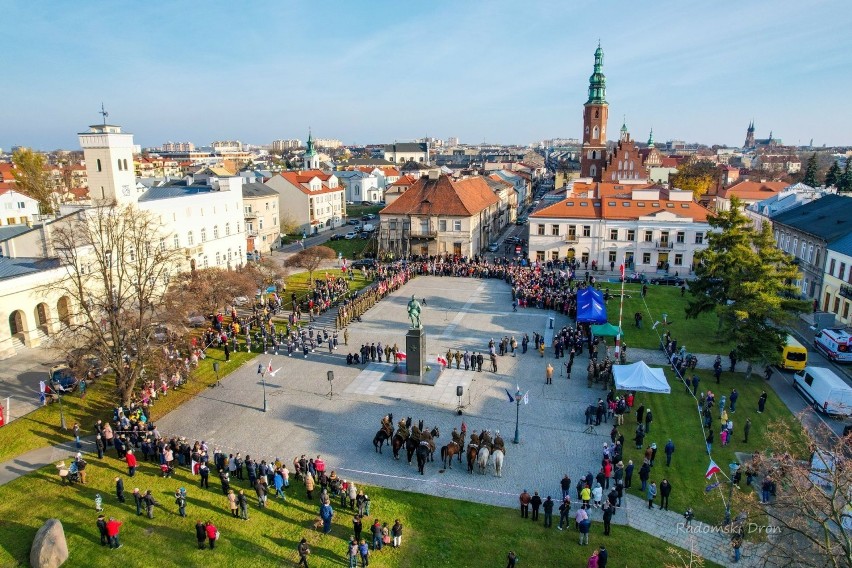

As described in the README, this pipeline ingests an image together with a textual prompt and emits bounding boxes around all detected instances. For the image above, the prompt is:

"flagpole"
[615,259,626,363]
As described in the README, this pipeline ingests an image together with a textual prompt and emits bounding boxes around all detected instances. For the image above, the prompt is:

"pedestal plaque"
[406,327,425,377]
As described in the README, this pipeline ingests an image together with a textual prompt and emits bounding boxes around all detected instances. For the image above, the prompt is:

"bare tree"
[746,417,852,568]
[46,205,184,407]
[284,245,335,285]
[240,257,288,297]
[162,267,254,328]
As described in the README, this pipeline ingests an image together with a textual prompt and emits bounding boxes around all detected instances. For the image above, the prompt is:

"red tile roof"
[274,171,342,196]
[389,174,417,187]
[532,196,711,222]
[718,180,787,200]
[380,175,499,217]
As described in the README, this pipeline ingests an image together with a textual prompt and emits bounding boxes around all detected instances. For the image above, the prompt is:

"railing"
[564,235,578,243]
[407,230,437,239]
[840,284,852,300]
[656,241,673,250]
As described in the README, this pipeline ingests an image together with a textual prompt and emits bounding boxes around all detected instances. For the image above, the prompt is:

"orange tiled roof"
[275,171,342,196]
[0,163,16,182]
[380,175,499,217]
[719,180,787,200]
[390,175,417,187]
[532,196,711,222]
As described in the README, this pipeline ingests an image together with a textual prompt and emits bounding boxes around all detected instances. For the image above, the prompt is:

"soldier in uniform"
[454,350,462,369]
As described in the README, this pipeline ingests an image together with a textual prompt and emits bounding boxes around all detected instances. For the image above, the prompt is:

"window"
[830,259,837,276]
[236,223,240,233]
[695,232,704,245]
[844,302,850,319]
[453,220,461,231]
[551,251,559,261]
[389,220,397,230]
[642,252,651,264]
[590,165,597,177]
[674,254,683,266]
[96,159,102,172]
[593,126,599,140]
[173,235,180,249]
[128,248,135,261]
[265,202,270,210]
[676,231,685,243]
[536,251,545,261]
[200,228,207,242]
[626,230,635,241]
[609,229,618,240]
[160,238,166,252]
[215,252,221,265]
[213,225,219,239]
[225,223,231,236]
[203,256,209,268]
[187,231,194,245]
[552,225,560,236]
[808,244,814,262]
[608,251,617,262]
[834,297,841,314]
[259,218,264,230]
[568,225,577,239]
[273,216,277,226]
[420,220,428,233]
[537,224,545,236]
[583,225,591,237]
[644,231,653,242]
[840,263,847,281]
[439,220,447,232]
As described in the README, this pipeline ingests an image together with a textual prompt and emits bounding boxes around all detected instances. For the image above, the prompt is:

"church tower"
[79,120,138,206]
[744,120,755,149]
[580,44,609,181]
[304,130,320,170]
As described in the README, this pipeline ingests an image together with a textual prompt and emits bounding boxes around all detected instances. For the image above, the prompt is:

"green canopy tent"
[590,322,622,337]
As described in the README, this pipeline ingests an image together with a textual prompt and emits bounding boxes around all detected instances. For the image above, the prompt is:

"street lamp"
[725,461,739,525]
[58,391,67,430]
[258,364,267,413]
[513,386,523,444]
[213,361,220,388]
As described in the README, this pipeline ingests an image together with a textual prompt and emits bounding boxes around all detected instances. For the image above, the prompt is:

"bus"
[780,335,808,371]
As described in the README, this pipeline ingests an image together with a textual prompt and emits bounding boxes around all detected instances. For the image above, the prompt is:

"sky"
[2,0,850,151]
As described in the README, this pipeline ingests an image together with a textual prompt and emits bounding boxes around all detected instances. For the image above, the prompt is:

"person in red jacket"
[314,455,325,476]
[105,517,122,549]
[205,521,218,549]
[126,450,138,477]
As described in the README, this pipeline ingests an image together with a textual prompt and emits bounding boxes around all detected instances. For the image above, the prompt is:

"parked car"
[346,201,356,205]
[361,201,372,206]
[351,259,377,269]
[505,236,521,244]
[345,232,357,240]
[233,296,249,306]
[651,276,684,286]
[329,233,345,241]
[623,274,648,284]
[515,217,528,225]
[794,366,852,416]
[362,213,376,220]
[347,219,360,226]
[487,243,499,252]
[48,364,79,393]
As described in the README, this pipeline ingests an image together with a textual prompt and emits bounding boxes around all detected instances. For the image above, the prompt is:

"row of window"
[386,219,464,232]
[535,250,687,266]
[161,222,240,249]
[827,257,852,285]
[535,224,704,244]
[825,292,851,320]
[95,158,130,173]
[244,202,277,214]
[776,231,821,267]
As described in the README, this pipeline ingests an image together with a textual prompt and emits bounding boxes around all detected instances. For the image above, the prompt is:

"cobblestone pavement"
[154,276,757,566]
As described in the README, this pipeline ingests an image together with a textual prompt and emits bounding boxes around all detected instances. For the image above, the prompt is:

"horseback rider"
[451,428,462,446]
[494,431,505,453]
[469,431,480,447]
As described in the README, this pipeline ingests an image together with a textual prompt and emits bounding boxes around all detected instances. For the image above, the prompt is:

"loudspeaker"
[456,386,464,397]
[327,371,335,382]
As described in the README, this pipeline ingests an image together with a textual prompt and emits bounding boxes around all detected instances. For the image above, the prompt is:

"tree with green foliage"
[669,160,718,200]
[11,148,54,214]
[824,160,841,188]
[801,153,819,187]
[686,197,809,364]
[839,159,852,192]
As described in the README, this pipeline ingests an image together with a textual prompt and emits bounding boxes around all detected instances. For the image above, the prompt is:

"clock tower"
[580,44,609,181]
[79,121,138,206]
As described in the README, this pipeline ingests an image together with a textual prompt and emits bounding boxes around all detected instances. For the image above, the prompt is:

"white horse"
[477,446,490,475]
[492,449,504,477]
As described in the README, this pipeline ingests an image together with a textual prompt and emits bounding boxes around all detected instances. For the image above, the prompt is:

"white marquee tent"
[613,361,671,394]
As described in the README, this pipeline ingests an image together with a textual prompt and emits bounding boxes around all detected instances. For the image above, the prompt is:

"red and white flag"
[437,356,448,367]
[191,459,200,475]
[267,360,273,374]
[705,459,722,479]
[396,351,407,361]
[620,263,625,280]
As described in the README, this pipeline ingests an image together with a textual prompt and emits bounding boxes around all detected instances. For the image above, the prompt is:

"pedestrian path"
[0,436,95,487]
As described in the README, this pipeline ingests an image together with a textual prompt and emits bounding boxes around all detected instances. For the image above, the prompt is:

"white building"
[823,233,852,325]
[265,170,345,236]
[335,170,381,203]
[528,183,711,273]
[745,183,836,232]
[0,189,40,226]
[271,139,301,151]
[383,142,429,165]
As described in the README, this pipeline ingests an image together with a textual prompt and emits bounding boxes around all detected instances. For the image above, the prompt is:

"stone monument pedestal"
[406,327,424,377]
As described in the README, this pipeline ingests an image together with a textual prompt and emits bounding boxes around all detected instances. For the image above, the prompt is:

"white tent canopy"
[613,361,671,394]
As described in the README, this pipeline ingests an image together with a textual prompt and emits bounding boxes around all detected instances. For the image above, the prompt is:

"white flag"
[523,391,529,405]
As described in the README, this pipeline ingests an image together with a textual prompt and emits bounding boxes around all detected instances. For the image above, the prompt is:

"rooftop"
[138,182,214,202]
[241,181,278,198]
[380,174,499,217]
[772,193,852,242]
[0,257,62,281]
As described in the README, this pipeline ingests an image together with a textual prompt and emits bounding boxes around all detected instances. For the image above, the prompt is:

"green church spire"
[305,129,316,157]
[586,43,607,105]
[647,128,655,148]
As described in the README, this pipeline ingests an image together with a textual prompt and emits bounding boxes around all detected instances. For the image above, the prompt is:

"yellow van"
[780,335,808,371]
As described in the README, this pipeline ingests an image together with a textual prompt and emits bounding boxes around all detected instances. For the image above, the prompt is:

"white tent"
[613,361,671,394]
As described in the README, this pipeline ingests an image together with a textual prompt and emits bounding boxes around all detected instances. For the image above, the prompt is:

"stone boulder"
[30,518,68,568]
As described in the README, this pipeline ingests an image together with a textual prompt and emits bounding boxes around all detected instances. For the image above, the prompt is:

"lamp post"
[258,364,267,413]
[513,386,523,444]
[213,361,220,387]
[725,461,739,526]
[58,391,67,430]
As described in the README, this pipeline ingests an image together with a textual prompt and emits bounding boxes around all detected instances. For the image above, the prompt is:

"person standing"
[132,487,143,516]
[73,423,82,449]
[578,514,591,545]
[557,497,571,530]
[125,450,137,477]
[205,521,218,549]
[542,494,554,527]
[96,514,108,546]
[624,460,634,489]
[743,418,752,443]
[391,519,403,548]
[646,481,657,509]
[320,501,334,534]
[530,491,542,521]
[588,549,600,568]
[506,551,518,568]
[358,539,370,567]
[731,530,743,563]
[238,489,249,520]
[730,389,739,412]
[199,461,210,488]
[561,474,571,500]
[105,517,122,549]
[195,520,207,549]
[598,546,608,568]
[546,363,554,385]
[115,477,125,503]
[519,489,531,518]
[664,439,675,467]
[659,479,672,510]
[644,409,653,433]
[602,501,613,536]
[143,489,158,518]
[297,537,311,566]
[758,391,768,413]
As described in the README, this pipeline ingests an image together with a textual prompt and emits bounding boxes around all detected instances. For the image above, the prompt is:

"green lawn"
[345,204,383,218]
[323,238,371,259]
[614,367,808,525]
[0,455,722,568]
[601,283,734,354]
[285,269,372,299]
[0,345,255,464]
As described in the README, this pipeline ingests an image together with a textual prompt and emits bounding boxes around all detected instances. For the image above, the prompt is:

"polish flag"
[705,459,722,479]
[267,360,273,374]
[437,356,448,367]
[396,351,407,361]
[620,263,625,281]
[191,459,200,475]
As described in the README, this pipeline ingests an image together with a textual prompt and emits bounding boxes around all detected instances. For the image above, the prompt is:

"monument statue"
[407,295,422,328]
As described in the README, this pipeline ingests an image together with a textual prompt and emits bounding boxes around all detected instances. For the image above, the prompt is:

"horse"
[493,449,505,477]
[406,436,419,465]
[391,433,406,460]
[477,445,491,475]
[466,444,479,474]
[373,426,392,453]
[441,442,460,469]
[416,443,430,475]
[426,426,440,461]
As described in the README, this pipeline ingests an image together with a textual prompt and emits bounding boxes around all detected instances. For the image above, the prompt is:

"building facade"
[0,189,40,227]
[378,172,499,258]
[383,142,430,165]
[823,233,852,325]
[265,170,345,235]
[580,45,609,181]
[242,182,281,255]
[528,184,711,273]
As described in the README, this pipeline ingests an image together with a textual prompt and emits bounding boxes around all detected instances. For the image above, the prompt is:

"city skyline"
[2,0,849,150]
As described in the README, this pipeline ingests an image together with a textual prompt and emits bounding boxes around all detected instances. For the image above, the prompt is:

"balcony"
[564,235,579,243]
[841,284,852,300]
[407,230,437,239]
[656,241,673,250]
[244,210,258,220]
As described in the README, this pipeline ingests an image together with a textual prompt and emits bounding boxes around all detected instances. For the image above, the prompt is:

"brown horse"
[466,443,479,474]
[441,441,460,469]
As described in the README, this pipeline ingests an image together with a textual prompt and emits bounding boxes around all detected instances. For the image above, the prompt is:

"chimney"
[428,169,440,181]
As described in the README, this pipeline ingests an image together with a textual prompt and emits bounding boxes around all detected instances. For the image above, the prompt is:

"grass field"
[0,455,722,568]
[613,367,809,525]
[323,238,371,260]
[601,283,734,354]
[285,269,372,299]
[345,204,383,218]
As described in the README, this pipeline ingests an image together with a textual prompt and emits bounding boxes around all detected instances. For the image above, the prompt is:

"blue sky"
[2,0,849,150]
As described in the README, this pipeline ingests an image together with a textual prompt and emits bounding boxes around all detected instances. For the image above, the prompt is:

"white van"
[362,223,375,232]
[814,328,852,363]
[793,366,852,417]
